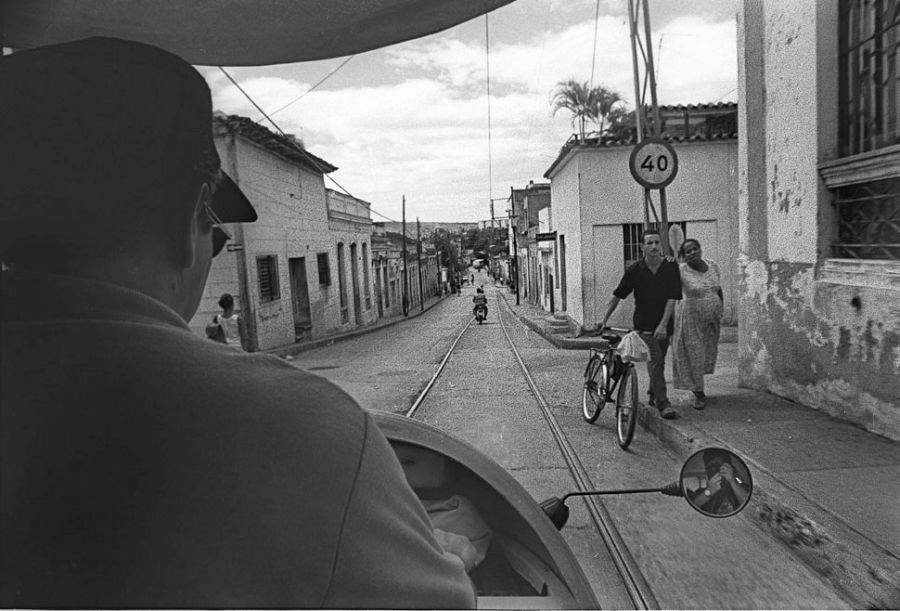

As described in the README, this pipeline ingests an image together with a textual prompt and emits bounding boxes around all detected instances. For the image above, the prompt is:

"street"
[288,274,851,609]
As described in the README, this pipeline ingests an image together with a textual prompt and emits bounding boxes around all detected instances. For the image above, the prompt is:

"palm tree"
[550,79,627,140]
[594,88,625,135]
[550,79,594,140]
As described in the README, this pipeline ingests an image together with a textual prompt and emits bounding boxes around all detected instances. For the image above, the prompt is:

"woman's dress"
[673,260,723,392]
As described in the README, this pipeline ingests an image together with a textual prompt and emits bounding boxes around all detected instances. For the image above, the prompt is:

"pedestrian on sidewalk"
[213,293,246,350]
[598,229,682,419]
[672,239,723,410]
[0,37,474,609]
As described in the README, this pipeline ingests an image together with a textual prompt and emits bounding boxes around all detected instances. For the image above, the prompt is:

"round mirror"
[680,447,753,518]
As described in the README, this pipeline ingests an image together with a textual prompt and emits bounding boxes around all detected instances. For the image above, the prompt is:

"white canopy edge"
[2,0,516,66]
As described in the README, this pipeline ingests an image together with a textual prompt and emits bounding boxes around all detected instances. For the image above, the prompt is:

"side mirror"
[680,448,753,518]
[541,447,753,525]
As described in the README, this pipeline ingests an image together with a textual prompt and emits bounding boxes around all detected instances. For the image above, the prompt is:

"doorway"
[288,257,311,340]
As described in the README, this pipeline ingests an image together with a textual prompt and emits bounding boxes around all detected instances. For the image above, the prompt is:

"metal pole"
[417,217,424,311]
[640,0,670,255]
[402,195,408,316]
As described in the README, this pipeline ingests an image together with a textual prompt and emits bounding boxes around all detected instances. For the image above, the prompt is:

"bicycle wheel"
[616,365,639,449]
[582,357,608,423]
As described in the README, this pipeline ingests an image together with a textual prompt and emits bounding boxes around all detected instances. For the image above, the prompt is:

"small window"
[317,253,331,286]
[622,222,686,271]
[257,255,280,302]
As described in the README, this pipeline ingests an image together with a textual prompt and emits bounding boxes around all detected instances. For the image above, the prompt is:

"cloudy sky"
[200,0,738,223]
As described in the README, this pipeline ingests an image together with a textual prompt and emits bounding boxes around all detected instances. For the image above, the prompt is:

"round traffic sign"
[629,138,679,189]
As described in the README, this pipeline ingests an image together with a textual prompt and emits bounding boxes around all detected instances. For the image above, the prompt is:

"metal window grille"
[834,176,900,259]
[256,255,280,302]
[622,222,686,271]
[317,253,331,286]
[839,0,900,157]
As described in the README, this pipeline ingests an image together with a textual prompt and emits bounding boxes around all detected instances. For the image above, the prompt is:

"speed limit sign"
[629,138,678,189]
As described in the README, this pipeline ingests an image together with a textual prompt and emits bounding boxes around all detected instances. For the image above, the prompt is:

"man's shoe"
[693,391,706,410]
[658,404,677,419]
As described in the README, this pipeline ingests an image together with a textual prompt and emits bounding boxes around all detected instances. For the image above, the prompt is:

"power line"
[590,0,601,89]
[218,66,415,235]
[263,55,355,120]
[485,14,494,226]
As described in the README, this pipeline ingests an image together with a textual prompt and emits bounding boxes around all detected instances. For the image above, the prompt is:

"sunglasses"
[203,202,231,257]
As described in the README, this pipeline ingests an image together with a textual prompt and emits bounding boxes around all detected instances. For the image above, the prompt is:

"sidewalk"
[502,292,900,609]
[265,293,450,358]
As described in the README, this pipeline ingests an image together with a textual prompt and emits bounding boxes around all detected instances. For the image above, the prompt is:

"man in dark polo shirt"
[599,229,682,419]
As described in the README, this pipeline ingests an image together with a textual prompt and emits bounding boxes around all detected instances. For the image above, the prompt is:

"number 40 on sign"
[628,138,679,189]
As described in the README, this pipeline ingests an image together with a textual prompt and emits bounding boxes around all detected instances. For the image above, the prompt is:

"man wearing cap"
[0,38,474,608]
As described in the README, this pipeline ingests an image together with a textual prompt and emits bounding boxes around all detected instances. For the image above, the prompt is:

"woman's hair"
[678,238,702,258]
[218,293,234,309]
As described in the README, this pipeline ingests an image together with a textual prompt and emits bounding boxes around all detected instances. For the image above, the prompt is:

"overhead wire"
[217,66,421,240]
[485,14,494,226]
[589,0,601,90]
[262,55,355,120]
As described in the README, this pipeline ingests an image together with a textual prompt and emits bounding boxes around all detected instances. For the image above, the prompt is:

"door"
[591,225,629,329]
[559,234,567,312]
[350,243,362,325]
[288,257,311,339]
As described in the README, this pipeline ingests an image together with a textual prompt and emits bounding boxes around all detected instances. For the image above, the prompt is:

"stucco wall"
[550,158,584,324]
[550,139,739,331]
[215,135,345,350]
[738,0,900,440]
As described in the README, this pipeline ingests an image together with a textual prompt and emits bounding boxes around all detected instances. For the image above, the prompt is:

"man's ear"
[172,183,211,269]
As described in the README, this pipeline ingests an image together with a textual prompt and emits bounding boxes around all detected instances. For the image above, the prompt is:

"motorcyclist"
[472,286,488,318]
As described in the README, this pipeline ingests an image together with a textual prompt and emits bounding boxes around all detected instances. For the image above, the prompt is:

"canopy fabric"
[2,0,516,66]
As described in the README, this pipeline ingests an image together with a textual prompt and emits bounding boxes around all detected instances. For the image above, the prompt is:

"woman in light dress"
[673,239,723,409]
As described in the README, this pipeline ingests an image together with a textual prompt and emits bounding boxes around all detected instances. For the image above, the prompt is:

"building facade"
[192,113,370,351]
[545,104,739,334]
[326,189,377,330]
[738,1,900,440]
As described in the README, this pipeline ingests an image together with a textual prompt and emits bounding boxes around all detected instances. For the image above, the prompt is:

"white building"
[544,104,739,334]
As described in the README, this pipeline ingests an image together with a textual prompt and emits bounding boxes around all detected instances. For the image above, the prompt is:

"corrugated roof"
[213,114,338,174]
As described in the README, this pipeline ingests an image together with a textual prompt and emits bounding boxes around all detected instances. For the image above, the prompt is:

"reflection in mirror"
[680,448,753,518]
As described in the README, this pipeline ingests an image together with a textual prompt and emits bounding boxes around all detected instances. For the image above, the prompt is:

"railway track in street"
[404,295,658,609]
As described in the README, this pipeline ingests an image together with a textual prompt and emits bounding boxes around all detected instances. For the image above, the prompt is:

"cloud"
[206,8,736,222]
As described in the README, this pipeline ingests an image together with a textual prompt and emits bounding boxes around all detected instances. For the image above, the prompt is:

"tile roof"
[213,114,338,174]
[543,102,738,178]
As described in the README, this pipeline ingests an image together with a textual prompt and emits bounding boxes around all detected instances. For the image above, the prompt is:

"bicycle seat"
[601,332,622,346]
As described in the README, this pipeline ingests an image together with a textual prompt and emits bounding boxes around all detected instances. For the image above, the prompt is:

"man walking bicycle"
[598,229,682,419]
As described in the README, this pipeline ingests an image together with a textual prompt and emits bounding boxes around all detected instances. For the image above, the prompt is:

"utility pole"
[627,0,672,256]
[401,195,408,316]
[510,187,520,305]
[416,217,424,311]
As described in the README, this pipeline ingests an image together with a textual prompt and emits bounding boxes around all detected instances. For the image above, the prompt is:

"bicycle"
[581,328,644,449]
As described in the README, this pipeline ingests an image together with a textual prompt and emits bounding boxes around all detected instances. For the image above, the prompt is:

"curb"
[638,405,900,609]
[265,294,449,359]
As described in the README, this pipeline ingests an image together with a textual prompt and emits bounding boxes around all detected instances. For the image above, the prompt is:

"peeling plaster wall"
[738,0,900,440]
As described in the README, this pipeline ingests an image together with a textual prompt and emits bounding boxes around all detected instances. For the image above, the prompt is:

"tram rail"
[403,293,659,609]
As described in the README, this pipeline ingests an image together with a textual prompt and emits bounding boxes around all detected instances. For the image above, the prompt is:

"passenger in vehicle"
[0,37,474,609]
[394,444,493,572]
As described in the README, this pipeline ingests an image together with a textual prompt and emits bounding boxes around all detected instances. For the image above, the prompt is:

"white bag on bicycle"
[619,331,649,363]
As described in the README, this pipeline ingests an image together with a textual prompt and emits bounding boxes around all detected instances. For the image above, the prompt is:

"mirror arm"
[561,481,682,502]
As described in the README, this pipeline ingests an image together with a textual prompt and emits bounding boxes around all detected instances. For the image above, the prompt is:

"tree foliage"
[550,79,627,140]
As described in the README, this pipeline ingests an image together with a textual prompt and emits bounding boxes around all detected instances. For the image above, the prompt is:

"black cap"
[0,37,256,224]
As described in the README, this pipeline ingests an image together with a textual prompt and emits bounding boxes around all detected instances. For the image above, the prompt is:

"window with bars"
[835,177,900,259]
[833,0,900,259]
[256,255,280,302]
[317,253,331,286]
[839,0,900,157]
[622,222,687,271]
